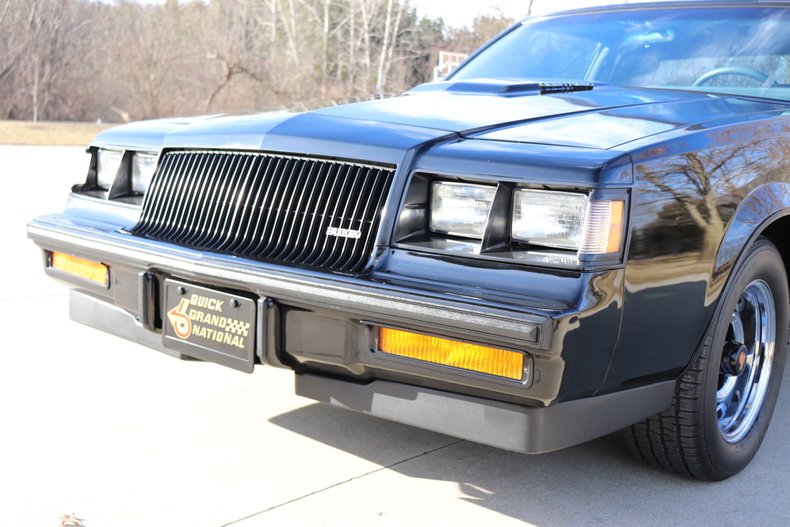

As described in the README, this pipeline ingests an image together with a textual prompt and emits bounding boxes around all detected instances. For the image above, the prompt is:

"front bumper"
[29,204,673,452]
[67,288,673,453]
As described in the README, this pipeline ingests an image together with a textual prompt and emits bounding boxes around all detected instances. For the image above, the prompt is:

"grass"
[0,120,114,146]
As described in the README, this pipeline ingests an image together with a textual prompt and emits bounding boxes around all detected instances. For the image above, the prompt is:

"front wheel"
[625,238,788,480]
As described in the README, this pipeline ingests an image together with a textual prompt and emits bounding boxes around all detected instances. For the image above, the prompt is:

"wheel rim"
[716,279,776,443]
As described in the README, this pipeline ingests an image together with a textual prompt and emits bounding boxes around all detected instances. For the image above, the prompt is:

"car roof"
[542,1,790,17]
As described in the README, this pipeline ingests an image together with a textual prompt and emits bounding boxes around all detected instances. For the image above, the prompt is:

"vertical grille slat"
[171,153,202,243]
[163,153,202,240]
[137,153,175,236]
[217,156,260,251]
[291,161,332,264]
[144,152,184,239]
[132,151,395,274]
[214,155,254,250]
[187,153,226,246]
[176,153,212,243]
[355,170,393,270]
[165,151,200,238]
[312,164,352,268]
[320,165,362,270]
[267,158,303,257]
[235,156,276,255]
[334,168,374,272]
[302,162,341,266]
[253,157,292,257]
[272,160,312,260]
[201,154,241,247]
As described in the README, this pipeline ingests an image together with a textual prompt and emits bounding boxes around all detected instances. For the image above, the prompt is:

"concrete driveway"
[1,146,788,527]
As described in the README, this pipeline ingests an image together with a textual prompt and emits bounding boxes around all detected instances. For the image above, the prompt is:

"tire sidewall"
[702,242,789,478]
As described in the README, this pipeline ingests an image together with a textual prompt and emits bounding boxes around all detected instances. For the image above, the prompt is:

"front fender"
[709,182,790,303]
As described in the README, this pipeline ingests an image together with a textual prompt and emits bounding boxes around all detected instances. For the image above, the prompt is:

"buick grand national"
[28,1,790,479]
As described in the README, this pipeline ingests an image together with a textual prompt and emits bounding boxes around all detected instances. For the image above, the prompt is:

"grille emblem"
[326,226,362,239]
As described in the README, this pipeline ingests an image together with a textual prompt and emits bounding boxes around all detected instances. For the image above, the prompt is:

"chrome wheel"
[626,238,788,480]
[716,279,776,443]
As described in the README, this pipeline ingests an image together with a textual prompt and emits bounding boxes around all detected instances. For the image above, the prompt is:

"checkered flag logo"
[226,319,251,337]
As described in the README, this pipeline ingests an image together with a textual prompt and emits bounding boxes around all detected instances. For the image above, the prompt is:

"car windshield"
[450,6,790,101]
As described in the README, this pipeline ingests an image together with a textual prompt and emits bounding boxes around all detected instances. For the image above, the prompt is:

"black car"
[28,1,790,480]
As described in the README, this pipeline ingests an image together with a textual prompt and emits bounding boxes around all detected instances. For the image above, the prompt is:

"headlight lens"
[131,153,158,194]
[430,182,496,239]
[512,189,587,250]
[96,149,123,189]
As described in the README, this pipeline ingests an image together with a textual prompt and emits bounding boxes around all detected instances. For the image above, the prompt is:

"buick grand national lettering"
[28,2,790,480]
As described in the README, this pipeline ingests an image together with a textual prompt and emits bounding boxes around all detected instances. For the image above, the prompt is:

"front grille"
[132,151,395,274]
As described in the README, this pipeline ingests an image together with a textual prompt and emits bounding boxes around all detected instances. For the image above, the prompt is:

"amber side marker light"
[50,252,109,287]
[378,328,525,380]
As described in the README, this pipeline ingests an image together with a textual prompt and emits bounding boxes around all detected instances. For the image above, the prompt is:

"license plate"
[163,279,257,372]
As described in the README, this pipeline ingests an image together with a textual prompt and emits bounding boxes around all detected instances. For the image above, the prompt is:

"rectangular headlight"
[96,149,123,189]
[132,153,158,194]
[430,182,496,239]
[512,189,587,250]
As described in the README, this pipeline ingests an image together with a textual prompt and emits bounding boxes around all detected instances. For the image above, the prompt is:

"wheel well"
[761,217,790,281]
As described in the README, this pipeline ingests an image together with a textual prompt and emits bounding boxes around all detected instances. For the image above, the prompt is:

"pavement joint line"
[219,438,466,526]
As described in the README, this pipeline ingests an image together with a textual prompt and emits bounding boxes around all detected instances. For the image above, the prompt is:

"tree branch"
[0,0,12,27]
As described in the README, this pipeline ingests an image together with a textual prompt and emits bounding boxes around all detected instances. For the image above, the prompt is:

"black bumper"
[28,205,672,452]
[69,288,673,453]
[296,373,674,453]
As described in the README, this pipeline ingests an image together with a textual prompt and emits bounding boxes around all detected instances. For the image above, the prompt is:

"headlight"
[512,189,587,250]
[131,153,158,194]
[89,148,158,197]
[96,149,123,189]
[430,182,496,239]
[512,189,625,255]
[394,173,628,269]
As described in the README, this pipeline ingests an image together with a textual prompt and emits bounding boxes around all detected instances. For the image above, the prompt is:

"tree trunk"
[376,0,393,98]
[348,4,355,94]
[32,55,38,124]
[382,0,402,96]
[321,0,331,97]
[360,0,372,92]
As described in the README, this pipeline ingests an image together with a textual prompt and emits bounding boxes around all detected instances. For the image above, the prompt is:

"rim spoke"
[718,370,738,401]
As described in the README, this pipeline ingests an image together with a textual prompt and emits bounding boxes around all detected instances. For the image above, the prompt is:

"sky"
[411,0,641,27]
[135,1,645,29]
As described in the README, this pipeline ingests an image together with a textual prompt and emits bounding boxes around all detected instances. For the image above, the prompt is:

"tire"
[625,237,789,480]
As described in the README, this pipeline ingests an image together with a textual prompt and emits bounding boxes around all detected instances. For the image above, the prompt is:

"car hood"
[317,80,787,149]
[317,80,696,138]
[93,80,788,157]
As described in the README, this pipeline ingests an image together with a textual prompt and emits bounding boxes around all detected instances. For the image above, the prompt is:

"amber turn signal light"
[50,252,109,287]
[378,328,525,380]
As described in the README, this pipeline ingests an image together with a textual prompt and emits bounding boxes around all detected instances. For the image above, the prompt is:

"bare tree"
[0,0,11,26]
[0,0,513,122]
